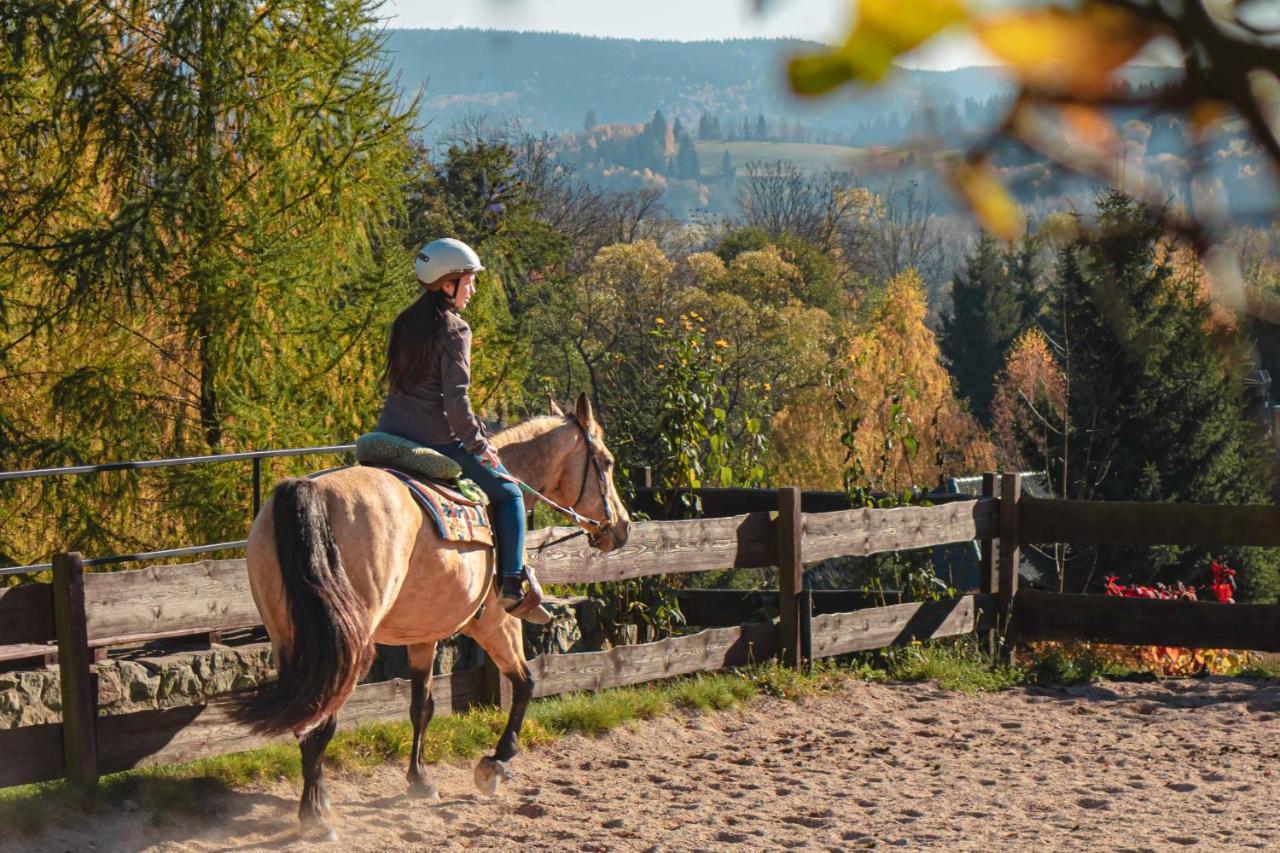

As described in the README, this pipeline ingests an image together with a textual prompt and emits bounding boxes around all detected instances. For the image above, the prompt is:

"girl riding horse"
[377,237,532,614]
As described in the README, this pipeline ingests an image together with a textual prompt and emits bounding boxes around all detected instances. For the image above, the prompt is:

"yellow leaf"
[1060,104,1116,151]
[790,0,967,94]
[972,3,1153,96]
[1189,99,1229,138]
[950,160,1023,242]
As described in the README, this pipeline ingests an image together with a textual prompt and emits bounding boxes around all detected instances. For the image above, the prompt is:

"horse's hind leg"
[298,714,338,841]
[465,610,534,796]
[406,641,439,799]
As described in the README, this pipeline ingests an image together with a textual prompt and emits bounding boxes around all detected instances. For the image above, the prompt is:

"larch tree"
[0,0,417,569]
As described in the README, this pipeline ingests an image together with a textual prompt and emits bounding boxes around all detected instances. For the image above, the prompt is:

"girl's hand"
[481,446,501,468]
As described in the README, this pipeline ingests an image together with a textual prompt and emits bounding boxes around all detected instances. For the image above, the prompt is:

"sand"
[4,677,1279,852]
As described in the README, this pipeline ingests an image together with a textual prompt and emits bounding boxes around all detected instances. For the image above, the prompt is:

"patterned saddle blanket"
[369,465,494,547]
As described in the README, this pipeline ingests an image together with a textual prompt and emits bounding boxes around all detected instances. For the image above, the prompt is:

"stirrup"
[503,570,552,625]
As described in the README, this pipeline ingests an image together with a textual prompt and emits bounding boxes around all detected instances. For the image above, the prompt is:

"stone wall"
[0,595,607,729]
[0,644,275,729]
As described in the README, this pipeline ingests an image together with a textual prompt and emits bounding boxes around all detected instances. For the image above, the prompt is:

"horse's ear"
[548,394,565,417]
[574,391,594,426]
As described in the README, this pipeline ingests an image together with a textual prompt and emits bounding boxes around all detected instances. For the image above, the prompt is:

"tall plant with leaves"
[0,1,417,571]
[652,312,766,515]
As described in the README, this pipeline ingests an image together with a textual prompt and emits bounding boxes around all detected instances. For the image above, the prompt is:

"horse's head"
[554,392,631,553]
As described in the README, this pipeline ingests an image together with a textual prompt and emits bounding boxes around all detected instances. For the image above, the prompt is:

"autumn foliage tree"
[772,271,994,494]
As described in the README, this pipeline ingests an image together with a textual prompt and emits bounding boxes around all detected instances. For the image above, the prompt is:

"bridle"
[492,418,616,549]
[569,419,615,547]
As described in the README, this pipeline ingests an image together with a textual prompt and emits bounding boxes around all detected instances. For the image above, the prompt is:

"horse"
[233,393,631,840]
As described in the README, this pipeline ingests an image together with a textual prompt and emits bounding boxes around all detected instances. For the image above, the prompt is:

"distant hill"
[384,29,1012,139]
[382,29,1179,142]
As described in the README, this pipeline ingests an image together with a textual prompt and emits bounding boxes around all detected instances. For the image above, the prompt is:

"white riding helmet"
[415,238,484,289]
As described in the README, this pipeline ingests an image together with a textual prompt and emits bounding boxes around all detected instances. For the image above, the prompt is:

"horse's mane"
[493,415,569,445]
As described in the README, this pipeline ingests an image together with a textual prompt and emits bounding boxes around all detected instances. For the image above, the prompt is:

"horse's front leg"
[406,641,439,799]
[464,607,534,796]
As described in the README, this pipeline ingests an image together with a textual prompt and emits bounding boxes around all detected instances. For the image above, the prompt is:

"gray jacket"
[376,311,490,455]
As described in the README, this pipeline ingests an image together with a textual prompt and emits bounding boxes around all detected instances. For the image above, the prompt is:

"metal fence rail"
[0,444,355,575]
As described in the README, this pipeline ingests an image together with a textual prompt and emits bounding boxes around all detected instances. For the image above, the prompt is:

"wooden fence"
[3,473,1280,790]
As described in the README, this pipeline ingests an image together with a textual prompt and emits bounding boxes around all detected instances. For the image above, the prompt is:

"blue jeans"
[427,442,525,579]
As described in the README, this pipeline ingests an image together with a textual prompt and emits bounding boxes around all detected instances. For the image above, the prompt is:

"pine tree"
[675,132,701,180]
[720,151,735,181]
[940,233,1028,423]
[646,110,670,172]
[1046,192,1279,599]
[584,109,598,132]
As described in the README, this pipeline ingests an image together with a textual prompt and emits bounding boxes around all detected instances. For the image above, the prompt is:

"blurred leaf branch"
[789,0,1280,272]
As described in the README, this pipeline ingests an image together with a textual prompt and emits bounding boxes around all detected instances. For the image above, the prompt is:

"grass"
[2,640,1275,833]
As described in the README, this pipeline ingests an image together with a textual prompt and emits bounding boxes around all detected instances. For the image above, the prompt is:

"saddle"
[372,465,494,547]
[355,433,548,622]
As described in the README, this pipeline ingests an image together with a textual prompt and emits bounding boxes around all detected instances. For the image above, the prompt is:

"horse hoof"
[300,818,338,844]
[409,779,440,801]
[473,756,511,796]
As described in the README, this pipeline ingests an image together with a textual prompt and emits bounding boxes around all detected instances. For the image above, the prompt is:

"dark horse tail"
[233,478,373,735]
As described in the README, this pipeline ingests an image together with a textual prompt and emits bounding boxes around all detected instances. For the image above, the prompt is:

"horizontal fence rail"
[0,444,356,576]
[1014,589,1280,652]
[1018,495,1280,547]
[526,512,776,583]
[528,622,778,697]
[0,445,356,482]
[809,595,994,659]
[0,667,487,787]
[801,499,999,562]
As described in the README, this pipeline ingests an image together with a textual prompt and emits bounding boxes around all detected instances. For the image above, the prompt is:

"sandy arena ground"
[3,677,1279,852]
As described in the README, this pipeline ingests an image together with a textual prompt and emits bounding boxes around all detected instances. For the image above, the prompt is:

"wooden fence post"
[52,552,98,786]
[979,473,997,655]
[777,486,804,669]
[997,473,1022,652]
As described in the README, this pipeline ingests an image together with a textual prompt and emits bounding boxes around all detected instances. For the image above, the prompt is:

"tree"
[1036,193,1279,598]
[0,0,418,568]
[940,233,1031,423]
[674,125,701,180]
[720,151,735,181]
[780,271,996,495]
[584,109,598,132]
[843,180,945,288]
[737,161,861,254]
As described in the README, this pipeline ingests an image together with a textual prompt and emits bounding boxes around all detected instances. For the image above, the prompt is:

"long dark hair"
[383,288,454,393]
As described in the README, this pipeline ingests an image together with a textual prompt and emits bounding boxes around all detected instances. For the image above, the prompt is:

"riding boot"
[499,575,524,611]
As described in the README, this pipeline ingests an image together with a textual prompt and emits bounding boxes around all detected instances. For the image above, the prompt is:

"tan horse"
[234,393,630,840]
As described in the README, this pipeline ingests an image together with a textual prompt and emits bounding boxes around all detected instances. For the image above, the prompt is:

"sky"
[380,0,994,70]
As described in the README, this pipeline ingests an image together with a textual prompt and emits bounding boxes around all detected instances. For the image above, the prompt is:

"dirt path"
[5,677,1280,852]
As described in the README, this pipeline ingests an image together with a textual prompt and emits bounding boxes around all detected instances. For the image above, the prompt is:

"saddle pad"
[374,465,494,547]
[355,432,463,481]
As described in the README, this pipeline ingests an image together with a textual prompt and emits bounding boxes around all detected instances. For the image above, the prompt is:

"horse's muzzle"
[590,519,630,552]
